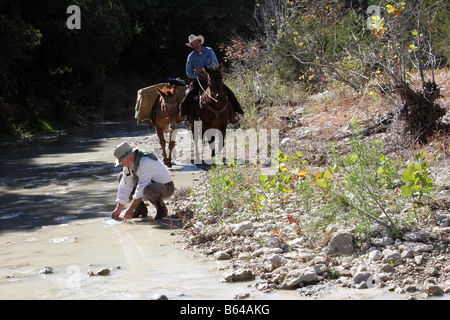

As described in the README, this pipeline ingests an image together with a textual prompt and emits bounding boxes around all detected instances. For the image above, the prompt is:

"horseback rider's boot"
[180,87,197,127]
[185,104,197,126]
[229,113,239,124]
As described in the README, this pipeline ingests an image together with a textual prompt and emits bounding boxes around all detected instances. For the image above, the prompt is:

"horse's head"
[204,64,226,102]
[157,85,179,130]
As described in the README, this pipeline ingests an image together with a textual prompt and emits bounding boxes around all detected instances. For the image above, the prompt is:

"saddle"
[135,82,187,123]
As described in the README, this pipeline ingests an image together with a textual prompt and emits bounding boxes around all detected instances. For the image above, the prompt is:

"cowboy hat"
[186,34,204,47]
[113,141,138,167]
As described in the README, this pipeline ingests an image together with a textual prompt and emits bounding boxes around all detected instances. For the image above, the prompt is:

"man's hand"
[110,203,125,221]
[195,67,207,79]
[121,198,142,221]
[121,207,135,221]
[110,209,122,220]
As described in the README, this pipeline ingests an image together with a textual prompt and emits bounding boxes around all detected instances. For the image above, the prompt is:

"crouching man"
[111,141,174,221]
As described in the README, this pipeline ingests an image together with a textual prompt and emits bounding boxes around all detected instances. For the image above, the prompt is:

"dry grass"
[232,67,448,164]
[300,83,392,129]
[298,69,449,129]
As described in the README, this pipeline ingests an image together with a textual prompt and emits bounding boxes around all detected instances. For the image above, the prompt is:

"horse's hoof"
[164,161,172,168]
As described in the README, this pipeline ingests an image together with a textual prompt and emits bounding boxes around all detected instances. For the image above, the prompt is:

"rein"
[197,71,230,122]
[197,75,218,103]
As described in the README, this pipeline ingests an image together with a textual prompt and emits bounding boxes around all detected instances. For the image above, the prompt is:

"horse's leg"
[154,100,169,165]
[156,127,168,165]
[167,128,177,168]
[168,140,175,167]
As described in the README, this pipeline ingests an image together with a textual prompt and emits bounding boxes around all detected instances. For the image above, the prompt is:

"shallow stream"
[0,121,405,300]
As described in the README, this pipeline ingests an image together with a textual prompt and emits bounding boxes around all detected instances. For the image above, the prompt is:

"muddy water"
[0,121,402,300]
[0,121,276,300]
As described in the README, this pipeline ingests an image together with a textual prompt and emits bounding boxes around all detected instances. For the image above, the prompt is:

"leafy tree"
[0,0,256,135]
[258,0,447,140]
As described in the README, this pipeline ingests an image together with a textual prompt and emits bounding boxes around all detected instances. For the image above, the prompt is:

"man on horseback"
[180,34,244,126]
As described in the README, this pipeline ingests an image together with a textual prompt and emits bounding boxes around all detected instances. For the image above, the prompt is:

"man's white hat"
[113,141,138,167]
[186,34,204,47]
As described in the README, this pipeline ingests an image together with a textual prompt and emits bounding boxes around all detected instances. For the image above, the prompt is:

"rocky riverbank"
[172,174,449,300]
[159,105,450,300]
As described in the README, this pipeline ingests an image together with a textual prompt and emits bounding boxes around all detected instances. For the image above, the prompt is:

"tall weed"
[207,160,248,216]
[202,135,435,240]
[329,135,403,234]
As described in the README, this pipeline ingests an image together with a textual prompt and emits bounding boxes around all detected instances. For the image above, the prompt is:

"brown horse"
[152,85,180,167]
[192,64,231,162]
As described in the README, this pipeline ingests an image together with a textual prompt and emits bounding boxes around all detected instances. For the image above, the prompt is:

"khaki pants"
[144,181,175,216]
[118,173,175,217]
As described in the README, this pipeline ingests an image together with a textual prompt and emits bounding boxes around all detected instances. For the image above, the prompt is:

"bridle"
[160,96,182,123]
[197,75,219,103]
[197,73,229,122]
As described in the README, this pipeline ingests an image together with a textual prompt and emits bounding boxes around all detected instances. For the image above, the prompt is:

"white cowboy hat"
[186,34,204,47]
[113,141,138,167]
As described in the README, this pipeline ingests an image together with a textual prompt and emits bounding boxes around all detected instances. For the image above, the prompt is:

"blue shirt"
[186,46,219,79]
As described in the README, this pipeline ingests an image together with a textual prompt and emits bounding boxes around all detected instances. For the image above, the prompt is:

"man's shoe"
[154,201,168,219]
[154,208,168,219]
[132,201,148,218]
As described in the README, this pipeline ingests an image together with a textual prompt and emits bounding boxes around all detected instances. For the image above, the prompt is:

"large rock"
[223,269,255,283]
[382,249,402,265]
[398,242,434,253]
[425,284,444,296]
[436,211,450,226]
[402,231,430,242]
[214,249,232,260]
[265,254,286,269]
[352,272,372,285]
[371,237,394,246]
[39,266,54,275]
[88,268,111,276]
[327,232,353,255]
[369,250,383,261]
[280,268,319,289]
[231,221,253,235]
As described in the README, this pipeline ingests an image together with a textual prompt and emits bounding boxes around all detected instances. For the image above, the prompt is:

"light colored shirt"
[186,46,219,79]
[116,156,172,205]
